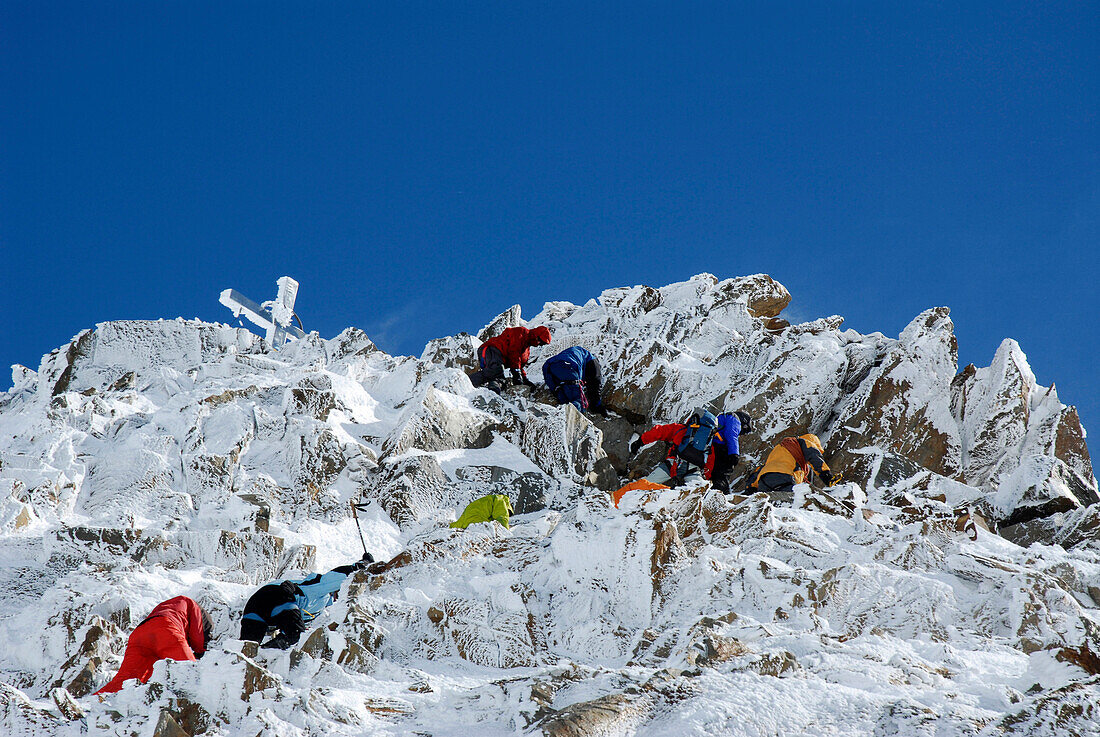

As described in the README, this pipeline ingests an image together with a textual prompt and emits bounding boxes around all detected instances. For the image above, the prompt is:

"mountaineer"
[746,433,834,493]
[469,325,552,394]
[95,596,213,694]
[707,411,754,493]
[541,346,608,416]
[450,494,513,529]
[240,554,374,650]
[629,408,719,487]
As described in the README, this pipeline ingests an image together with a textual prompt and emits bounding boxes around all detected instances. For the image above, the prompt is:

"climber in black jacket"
[240,554,374,649]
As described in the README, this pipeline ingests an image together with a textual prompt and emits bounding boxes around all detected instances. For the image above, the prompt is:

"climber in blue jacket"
[240,553,373,649]
[541,346,608,416]
[708,411,754,493]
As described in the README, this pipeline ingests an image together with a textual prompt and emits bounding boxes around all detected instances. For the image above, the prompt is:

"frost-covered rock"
[383,386,496,457]
[0,273,1096,737]
[827,307,963,483]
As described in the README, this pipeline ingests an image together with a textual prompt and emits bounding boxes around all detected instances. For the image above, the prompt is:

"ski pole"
[350,499,369,557]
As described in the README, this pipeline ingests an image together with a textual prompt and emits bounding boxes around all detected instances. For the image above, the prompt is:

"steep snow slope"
[0,274,1097,736]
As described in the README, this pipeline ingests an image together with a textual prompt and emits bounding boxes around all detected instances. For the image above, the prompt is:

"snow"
[0,274,1096,736]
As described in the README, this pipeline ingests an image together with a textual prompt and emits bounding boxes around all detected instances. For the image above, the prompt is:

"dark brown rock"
[153,709,190,737]
[1053,406,1098,506]
[715,274,791,318]
[590,414,637,474]
[52,330,94,396]
[168,697,215,735]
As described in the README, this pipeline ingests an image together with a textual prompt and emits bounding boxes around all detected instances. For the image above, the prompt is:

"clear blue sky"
[2,3,1097,432]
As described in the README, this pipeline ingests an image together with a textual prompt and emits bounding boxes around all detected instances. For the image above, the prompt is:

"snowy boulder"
[383,386,496,457]
[289,374,340,422]
[430,594,540,668]
[520,404,608,483]
[478,304,524,341]
[48,526,149,570]
[0,682,60,731]
[325,327,377,361]
[713,273,791,318]
[289,427,348,521]
[140,530,289,584]
[993,455,1094,527]
[725,329,849,453]
[998,505,1100,550]
[368,454,453,529]
[453,465,555,515]
[601,340,678,423]
[43,320,259,398]
[420,332,479,371]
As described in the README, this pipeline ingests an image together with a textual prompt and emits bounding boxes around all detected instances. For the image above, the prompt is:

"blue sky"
[2,3,1097,432]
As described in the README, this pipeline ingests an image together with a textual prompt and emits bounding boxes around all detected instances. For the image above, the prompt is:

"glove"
[820,470,834,486]
[522,377,537,389]
[354,552,375,570]
[629,438,643,455]
[712,476,730,494]
[261,634,294,650]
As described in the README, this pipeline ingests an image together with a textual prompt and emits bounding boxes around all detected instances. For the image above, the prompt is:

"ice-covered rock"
[827,307,963,483]
[0,273,1096,737]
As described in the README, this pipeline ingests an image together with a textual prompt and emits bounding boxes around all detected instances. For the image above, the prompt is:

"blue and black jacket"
[241,563,358,646]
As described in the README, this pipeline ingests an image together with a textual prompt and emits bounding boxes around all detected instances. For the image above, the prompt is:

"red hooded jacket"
[639,423,718,479]
[481,326,551,370]
[95,596,209,694]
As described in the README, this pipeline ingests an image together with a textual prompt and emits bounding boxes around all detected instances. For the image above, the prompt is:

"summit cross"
[219,276,306,349]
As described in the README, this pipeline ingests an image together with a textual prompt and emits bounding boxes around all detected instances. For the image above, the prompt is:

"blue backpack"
[676,409,718,467]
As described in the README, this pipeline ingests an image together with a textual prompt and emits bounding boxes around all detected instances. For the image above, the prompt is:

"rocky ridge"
[0,273,1096,736]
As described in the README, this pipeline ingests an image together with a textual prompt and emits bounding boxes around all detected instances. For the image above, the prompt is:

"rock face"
[0,274,1095,737]
[827,307,963,484]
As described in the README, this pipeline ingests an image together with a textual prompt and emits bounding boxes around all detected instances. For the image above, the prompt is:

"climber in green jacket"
[450,494,513,529]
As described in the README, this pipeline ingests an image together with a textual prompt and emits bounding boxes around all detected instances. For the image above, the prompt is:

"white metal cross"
[219,276,306,349]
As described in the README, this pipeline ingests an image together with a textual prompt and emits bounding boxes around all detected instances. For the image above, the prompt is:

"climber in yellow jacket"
[747,433,834,494]
[450,494,513,529]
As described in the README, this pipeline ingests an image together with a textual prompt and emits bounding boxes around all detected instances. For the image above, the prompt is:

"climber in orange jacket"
[469,325,552,394]
[95,596,212,694]
[747,433,834,494]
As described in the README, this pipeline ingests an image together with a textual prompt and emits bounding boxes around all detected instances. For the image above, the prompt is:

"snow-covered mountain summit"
[1,273,1097,736]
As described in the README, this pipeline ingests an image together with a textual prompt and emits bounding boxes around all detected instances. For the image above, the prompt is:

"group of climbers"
[97,554,376,694]
[467,325,608,417]
[629,409,754,492]
[465,322,836,497]
[96,320,837,696]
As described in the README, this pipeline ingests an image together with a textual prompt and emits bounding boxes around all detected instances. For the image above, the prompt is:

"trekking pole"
[349,498,369,557]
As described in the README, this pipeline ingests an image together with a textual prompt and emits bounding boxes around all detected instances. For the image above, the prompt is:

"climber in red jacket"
[469,325,552,394]
[95,596,213,694]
